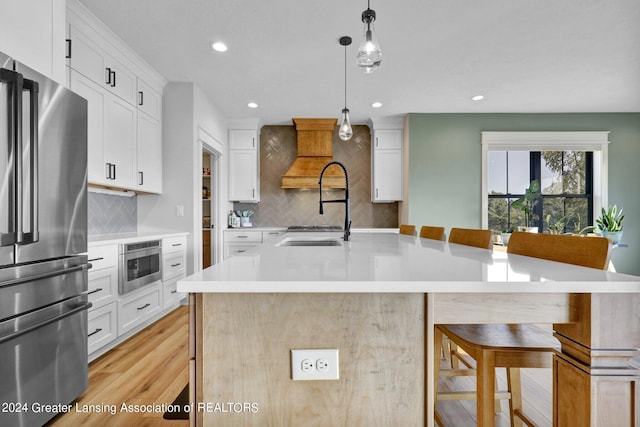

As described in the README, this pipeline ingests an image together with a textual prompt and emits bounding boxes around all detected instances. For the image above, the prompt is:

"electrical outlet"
[291,349,339,380]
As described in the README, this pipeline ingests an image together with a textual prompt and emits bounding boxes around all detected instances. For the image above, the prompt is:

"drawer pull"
[87,287,103,295]
[237,250,246,253]
[171,263,181,267]
[172,243,182,247]
[237,235,248,239]
[89,257,104,262]
[137,303,151,311]
[171,290,177,294]
[88,328,103,337]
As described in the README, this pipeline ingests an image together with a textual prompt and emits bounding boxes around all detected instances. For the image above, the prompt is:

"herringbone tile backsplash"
[234,125,398,228]
[88,192,137,235]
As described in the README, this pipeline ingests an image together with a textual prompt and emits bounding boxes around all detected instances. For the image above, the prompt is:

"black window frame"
[488,151,594,232]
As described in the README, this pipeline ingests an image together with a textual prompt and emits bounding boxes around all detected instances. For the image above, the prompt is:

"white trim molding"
[481,131,610,229]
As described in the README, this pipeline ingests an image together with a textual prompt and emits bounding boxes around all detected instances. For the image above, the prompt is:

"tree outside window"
[488,151,593,233]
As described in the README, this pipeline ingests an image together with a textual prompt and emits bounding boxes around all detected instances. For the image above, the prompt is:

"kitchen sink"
[276,238,342,247]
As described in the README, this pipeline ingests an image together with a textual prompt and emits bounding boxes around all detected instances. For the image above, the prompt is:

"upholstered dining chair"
[419,226,445,241]
[447,227,493,249]
[435,232,612,426]
[399,224,416,236]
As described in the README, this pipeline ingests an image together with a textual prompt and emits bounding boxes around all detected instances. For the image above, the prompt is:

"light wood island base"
[190,293,424,426]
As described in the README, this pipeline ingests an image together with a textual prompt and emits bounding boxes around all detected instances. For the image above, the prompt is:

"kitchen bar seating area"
[3,1,640,426]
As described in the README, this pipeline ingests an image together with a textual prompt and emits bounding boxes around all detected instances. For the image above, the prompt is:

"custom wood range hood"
[281,118,346,189]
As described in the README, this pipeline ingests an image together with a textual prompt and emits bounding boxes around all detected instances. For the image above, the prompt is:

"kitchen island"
[178,232,640,427]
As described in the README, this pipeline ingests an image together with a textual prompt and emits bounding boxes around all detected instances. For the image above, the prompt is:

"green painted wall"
[407,113,640,276]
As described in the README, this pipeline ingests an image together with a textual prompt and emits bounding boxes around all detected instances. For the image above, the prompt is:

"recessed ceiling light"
[211,42,228,52]
[471,95,484,101]
[372,102,383,108]
[247,102,258,109]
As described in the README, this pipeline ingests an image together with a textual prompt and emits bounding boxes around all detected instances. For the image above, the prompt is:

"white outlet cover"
[291,349,339,380]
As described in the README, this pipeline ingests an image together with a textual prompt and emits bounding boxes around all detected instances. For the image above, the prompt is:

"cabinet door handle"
[137,303,151,311]
[65,39,72,59]
[138,171,144,185]
[105,68,112,85]
[376,137,379,147]
[138,91,144,106]
[252,137,255,148]
[88,328,103,337]
[110,70,116,87]
[105,162,112,179]
[376,188,379,198]
[111,164,116,180]
[87,287,103,295]
[252,188,255,198]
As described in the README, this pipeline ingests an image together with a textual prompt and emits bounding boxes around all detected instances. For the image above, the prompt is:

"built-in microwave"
[118,240,162,294]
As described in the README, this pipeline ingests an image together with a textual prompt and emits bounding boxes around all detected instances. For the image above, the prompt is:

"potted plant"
[596,205,624,244]
[501,226,514,246]
[512,180,541,233]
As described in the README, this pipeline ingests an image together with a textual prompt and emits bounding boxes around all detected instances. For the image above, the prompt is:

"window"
[487,150,592,233]
[481,132,609,233]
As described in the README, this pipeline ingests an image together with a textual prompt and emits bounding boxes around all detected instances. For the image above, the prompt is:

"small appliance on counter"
[1,50,91,427]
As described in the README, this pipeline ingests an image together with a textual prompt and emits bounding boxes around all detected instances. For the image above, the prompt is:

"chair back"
[399,224,416,236]
[448,228,493,249]
[420,226,445,241]
[506,231,611,270]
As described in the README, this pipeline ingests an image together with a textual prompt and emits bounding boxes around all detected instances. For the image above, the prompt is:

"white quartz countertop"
[89,231,189,246]
[178,232,640,294]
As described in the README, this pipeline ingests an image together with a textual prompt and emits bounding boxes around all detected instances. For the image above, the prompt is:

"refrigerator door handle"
[19,78,39,244]
[0,68,21,246]
[0,301,92,345]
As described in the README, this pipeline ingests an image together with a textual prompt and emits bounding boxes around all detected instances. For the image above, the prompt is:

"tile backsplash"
[88,191,137,235]
[234,125,398,228]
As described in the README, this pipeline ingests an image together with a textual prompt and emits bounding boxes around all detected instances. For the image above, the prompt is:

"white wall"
[138,82,229,274]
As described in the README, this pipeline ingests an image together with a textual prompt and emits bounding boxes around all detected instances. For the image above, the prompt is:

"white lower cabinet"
[87,302,117,355]
[163,276,185,309]
[87,234,188,360]
[118,281,162,335]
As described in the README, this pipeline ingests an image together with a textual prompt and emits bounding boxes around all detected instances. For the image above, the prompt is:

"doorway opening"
[201,148,218,268]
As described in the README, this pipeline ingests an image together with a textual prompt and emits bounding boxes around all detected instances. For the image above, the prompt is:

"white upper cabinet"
[229,129,257,150]
[228,126,260,203]
[66,0,166,194]
[67,24,137,105]
[371,128,403,202]
[137,112,162,193]
[137,78,162,121]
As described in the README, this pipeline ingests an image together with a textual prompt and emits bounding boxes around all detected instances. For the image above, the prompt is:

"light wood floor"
[48,305,190,427]
[47,305,552,426]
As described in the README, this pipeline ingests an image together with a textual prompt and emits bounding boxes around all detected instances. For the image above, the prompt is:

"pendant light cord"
[344,43,347,109]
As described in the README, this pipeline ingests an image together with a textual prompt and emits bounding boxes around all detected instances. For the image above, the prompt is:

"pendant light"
[338,36,353,141]
[355,0,382,73]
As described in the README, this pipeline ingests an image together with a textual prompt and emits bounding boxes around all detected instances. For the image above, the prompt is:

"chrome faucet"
[318,161,351,241]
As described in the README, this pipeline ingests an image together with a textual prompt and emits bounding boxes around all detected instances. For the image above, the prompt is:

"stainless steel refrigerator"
[1,51,91,426]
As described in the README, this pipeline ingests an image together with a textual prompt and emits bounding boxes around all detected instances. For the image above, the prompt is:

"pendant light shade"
[339,108,353,141]
[338,36,353,141]
[356,1,382,73]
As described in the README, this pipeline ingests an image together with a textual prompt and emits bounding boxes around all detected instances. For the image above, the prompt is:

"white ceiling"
[79,0,640,125]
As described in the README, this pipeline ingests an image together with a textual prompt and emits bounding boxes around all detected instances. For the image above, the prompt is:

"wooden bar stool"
[419,226,445,241]
[399,224,416,236]
[435,232,612,426]
[448,227,493,249]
